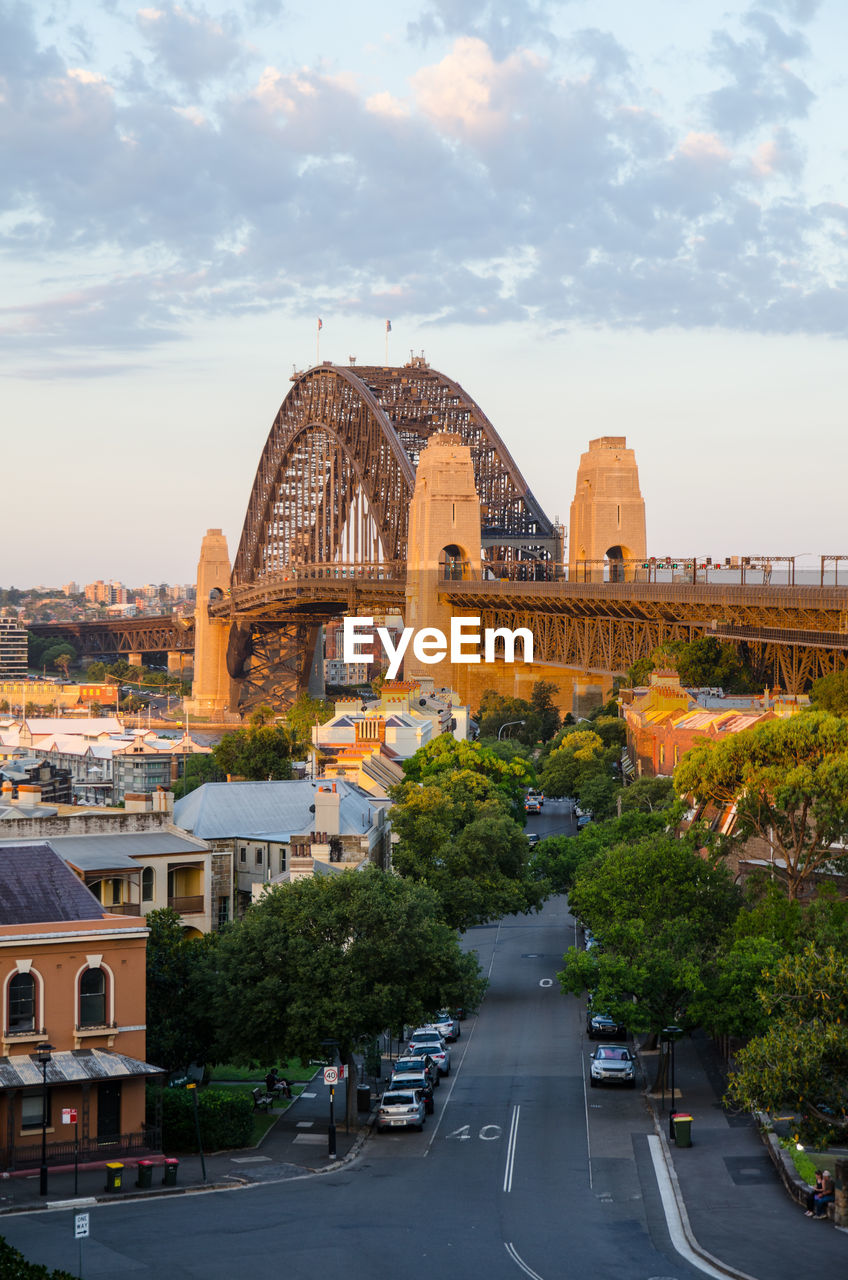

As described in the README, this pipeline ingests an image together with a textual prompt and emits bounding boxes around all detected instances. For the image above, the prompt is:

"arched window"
[8,972,35,1032]
[142,867,154,902]
[79,968,106,1028]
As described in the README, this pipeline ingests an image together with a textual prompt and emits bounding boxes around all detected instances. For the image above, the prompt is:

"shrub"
[0,1236,76,1278]
[155,1086,253,1152]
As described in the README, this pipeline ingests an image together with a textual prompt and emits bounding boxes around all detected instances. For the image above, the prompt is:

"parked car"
[527,789,544,808]
[527,832,540,846]
[577,813,592,828]
[427,1011,460,1042]
[524,796,541,814]
[395,1054,440,1087]
[589,1044,636,1087]
[587,1010,627,1039]
[387,1070,434,1113]
[407,1030,451,1074]
[376,1089,427,1131]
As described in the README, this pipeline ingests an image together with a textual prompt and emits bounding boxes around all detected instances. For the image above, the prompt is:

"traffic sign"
[62,1108,78,1124]
[75,1212,89,1239]
[323,1066,338,1085]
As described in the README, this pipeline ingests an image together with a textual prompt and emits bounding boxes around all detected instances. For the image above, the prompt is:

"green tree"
[284,692,335,754]
[675,711,848,901]
[214,867,486,1119]
[726,944,848,1145]
[475,689,533,743]
[810,669,848,716]
[145,909,218,1072]
[539,729,610,799]
[558,835,740,1039]
[528,681,561,742]
[53,650,73,679]
[399,735,533,815]
[85,660,107,680]
[213,724,293,780]
[532,810,668,895]
[617,776,676,813]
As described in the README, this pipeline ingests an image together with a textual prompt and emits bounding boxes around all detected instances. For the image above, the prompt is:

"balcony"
[168,895,204,914]
[105,903,141,916]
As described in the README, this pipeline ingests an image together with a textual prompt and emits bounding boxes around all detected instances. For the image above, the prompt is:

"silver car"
[589,1044,636,1088]
[407,1031,451,1075]
[376,1089,426,1131]
[427,1011,460,1042]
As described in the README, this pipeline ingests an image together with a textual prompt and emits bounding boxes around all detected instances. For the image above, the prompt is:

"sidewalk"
[640,1031,846,1278]
[0,1071,373,1216]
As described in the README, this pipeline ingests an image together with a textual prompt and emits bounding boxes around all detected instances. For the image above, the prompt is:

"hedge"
[155,1086,253,1152]
[0,1237,76,1279]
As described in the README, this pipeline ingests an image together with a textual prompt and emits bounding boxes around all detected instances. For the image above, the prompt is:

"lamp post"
[661,1025,683,1138]
[36,1043,55,1196]
[498,719,525,740]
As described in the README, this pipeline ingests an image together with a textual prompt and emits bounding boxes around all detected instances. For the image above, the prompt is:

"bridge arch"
[232,360,561,586]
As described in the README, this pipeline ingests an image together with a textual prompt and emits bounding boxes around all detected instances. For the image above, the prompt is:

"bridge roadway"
[2,897,714,1280]
[31,574,848,688]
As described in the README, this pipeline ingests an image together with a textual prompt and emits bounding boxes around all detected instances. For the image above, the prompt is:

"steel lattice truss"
[29,617,194,657]
[232,360,560,586]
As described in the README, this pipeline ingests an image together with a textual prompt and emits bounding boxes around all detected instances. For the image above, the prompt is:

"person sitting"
[807,1170,835,1218]
[265,1068,292,1099]
[805,1170,824,1214]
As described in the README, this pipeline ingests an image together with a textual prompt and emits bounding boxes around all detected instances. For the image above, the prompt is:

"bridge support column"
[404,433,482,689]
[167,651,193,678]
[569,437,646,582]
[185,529,237,720]
[127,653,143,667]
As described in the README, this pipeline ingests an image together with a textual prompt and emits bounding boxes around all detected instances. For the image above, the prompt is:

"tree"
[528,681,561,742]
[674,711,848,901]
[532,810,668,894]
[399,735,533,816]
[212,724,293,780]
[558,835,740,1040]
[726,944,848,1146]
[810,669,848,717]
[617,776,676,813]
[173,753,221,799]
[539,730,611,799]
[576,771,618,820]
[85,660,107,681]
[53,651,73,679]
[145,909,218,1072]
[475,689,533,743]
[284,692,335,755]
[213,867,486,1120]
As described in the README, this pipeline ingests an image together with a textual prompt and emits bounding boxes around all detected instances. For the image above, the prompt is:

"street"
[525,795,577,841]
[2,897,710,1280]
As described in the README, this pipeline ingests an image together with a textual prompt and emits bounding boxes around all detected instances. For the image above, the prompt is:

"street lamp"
[498,719,525,740]
[36,1043,55,1196]
[661,1025,683,1138]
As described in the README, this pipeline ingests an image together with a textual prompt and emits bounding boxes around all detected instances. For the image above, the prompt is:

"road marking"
[581,1056,593,1189]
[480,1124,502,1141]
[447,1125,471,1141]
[503,1105,520,1193]
[424,1013,480,1154]
[539,978,553,987]
[647,1135,760,1280]
[504,1241,544,1280]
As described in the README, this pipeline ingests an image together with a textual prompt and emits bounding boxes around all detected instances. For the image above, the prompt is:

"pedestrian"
[805,1170,824,1214]
[265,1067,279,1096]
[807,1169,835,1218]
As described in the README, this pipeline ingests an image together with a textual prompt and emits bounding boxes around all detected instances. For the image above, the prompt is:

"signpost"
[74,1211,89,1278]
[63,1108,79,1196]
[323,1065,344,1157]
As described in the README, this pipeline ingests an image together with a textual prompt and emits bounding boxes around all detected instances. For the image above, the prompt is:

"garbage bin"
[357,1084,371,1112]
[162,1157,179,1186]
[672,1113,693,1148]
[105,1162,124,1192]
[136,1159,153,1189]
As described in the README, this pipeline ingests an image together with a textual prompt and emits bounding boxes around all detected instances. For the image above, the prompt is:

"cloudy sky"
[2,0,846,585]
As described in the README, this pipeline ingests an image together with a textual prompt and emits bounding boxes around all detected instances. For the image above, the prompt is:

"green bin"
[105,1162,124,1192]
[136,1159,153,1189]
[672,1113,693,1148]
[162,1157,179,1186]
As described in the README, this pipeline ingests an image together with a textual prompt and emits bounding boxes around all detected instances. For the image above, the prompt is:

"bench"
[252,1087,275,1111]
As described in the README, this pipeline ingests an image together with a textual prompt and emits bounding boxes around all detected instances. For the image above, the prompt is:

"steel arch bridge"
[231,357,561,588]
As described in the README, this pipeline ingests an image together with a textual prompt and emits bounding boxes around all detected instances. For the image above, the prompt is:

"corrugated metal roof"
[0,1048,164,1090]
[174,779,380,840]
[0,844,106,924]
[0,831,208,873]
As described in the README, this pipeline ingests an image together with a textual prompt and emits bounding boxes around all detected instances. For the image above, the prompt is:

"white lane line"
[502,1105,520,1193]
[647,1135,760,1280]
[486,918,503,980]
[504,1242,545,1280]
[581,1053,593,1190]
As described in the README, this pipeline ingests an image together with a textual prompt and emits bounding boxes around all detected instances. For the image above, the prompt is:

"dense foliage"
[475,680,561,744]
[157,1085,253,1152]
[0,1237,75,1279]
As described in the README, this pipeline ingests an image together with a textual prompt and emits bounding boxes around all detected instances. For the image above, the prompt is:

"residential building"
[174,779,391,912]
[0,843,161,1171]
[0,680,119,716]
[0,616,27,680]
[0,757,72,805]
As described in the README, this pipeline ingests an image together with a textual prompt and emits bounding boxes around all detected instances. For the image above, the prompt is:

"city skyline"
[2,0,846,584]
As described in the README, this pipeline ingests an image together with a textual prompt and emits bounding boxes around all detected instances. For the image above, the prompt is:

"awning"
[0,1048,165,1090]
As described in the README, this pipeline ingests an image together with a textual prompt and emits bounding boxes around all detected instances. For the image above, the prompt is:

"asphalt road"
[525,795,577,841]
[3,899,707,1280]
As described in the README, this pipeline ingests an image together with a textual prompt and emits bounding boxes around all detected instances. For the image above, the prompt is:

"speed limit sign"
[323,1066,339,1085]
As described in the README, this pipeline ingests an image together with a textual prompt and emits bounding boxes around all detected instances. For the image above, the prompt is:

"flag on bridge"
[317,317,323,331]
[386,320,392,333]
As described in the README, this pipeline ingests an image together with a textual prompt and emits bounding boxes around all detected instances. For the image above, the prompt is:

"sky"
[2,0,846,586]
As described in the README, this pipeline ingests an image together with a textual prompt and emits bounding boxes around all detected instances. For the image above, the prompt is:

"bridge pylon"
[569,437,646,582]
[185,529,238,720]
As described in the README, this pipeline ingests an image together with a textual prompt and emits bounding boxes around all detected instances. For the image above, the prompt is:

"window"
[21,1090,50,1131]
[79,968,106,1027]
[8,972,35,1032]
[142,867,154,902]
[255,849,263,866]
[217,896,230,930]
[239,847,246,864]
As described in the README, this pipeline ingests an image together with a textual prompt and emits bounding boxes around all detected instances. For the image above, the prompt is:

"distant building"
[62,582,79,596]
[0,616,27,680]
[0,842,161,1171]
[0,680,119,716]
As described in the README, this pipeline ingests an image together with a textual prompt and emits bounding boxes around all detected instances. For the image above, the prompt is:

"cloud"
[703,7,815,138]
[0,6,844,362]
[136,3,249,90]
[408,0,564,58]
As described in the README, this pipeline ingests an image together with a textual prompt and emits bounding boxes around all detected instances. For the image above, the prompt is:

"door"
[97,1082,121,1143]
